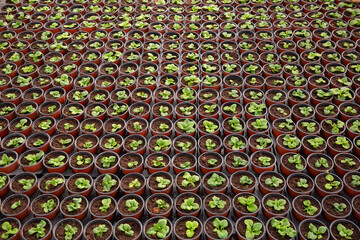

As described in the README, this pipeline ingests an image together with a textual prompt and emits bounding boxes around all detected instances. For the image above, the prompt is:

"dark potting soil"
[61,197,86,215]
[300,221,329,240]
[148,172,171,191]
[147,195,171,215]
[269,105,290,118]
[174,136,195,152]
[335,154,360,170]
[146,153,170,168]
[115,220,141,240]
[316,174,341,193]
[340,104,360,116]
[68,175,92,193]
[237,218,263,239]
[55,220,82,240]
[252,152,274,168]
[2,196,28,215]
[309,77,328,87]
[205,218,231,240]
[223,103,242,115]
[70,153,92,169]
[40,175,64,192]
[282,154,305,170]
[44,152,67,167]
[32,195,58,215]
[234,193,260,214]
[199,104,218,116]
[173,154,195,168]
[28,135,48,148]
[322,120,344,134]
[267,91,286,102]
[118,195,143,216]
[57,118,79,132]
[288,175,313,193]
[204,193,230,214]
[221,89,240,100]
[260,173,284,191]
[12,175,35,192]
[149,136,170,151]
[328,137,348,152]
[95,175,119,193]
[226,153,248,169]
[203,173,228,191]
[308,155,332,171]
[119,154,142,169]
[175,193,201,214]
[175,218,201,239]
[121,175,144,192]
[104,119,124,133]
[90,198,115,217]
[294,196,320,217]
[231,172,256,191]
[199,136,220,150]
[345,173,360,191]
[176,172,200,191]
[323,195,350,217]
[331,221,360,240]
[81,119,101,132]
[145,218,170,240]
[124,136,145,152]
[96,152,118,169]
[51,135,72,149]
[199,89,217,102]
[23,220,51,240]
[127,119,147,133]
[0,219,18,238]
[199,153,221,168]
[84,222,112,240]
[130,103,149,116]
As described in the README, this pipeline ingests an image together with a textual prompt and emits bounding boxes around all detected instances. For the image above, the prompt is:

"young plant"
[181,172,200,187]
[287,154,304,170]
[228,136,246,150]
[336,224,353,239]
[155,176,170,189]
[270,218,296,238]
[207,173,226,187]
[185,221,199,238]
[146,219,170,239]
[238,196,258,212]
[118,224,134,237]
[324,174,340,190]
[41,199,56,213]
[209,196,226,209]
[282,135,300,149]
[28,220,47,239]
[303,200,318,215]
[244,219,262,240]
[1,221,18,240]
[265,176,283,187]
[306,223,327,240]
[154,138,171,151]
[307,137,324,149]
[212,218,229,239]
[93,224,108,238]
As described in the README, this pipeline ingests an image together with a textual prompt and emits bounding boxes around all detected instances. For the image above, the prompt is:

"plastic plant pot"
[146,193,173,218]
[147,171,173,195]
[38,173,66,197]
[235,216,265,240]
[286,173,314,198]
[146,153,171,174]
[322,195,351,222]
[0,151,19,173]
[248,134,273,153]
[95,151,120,174]
[259,171,286,195]
[99,134,123,154]
[276,134,301,155]
[1,133,27,155]
[89,195,117,221]
[198,135,222,154]
[18,149,44,173]
[113,218,142,240]
[120,173,146,196]
[22,217,52,240]
[66,173,93,197]
[148,135,172,155]
[198,152,223,174]
[175,171,201,194]
[292,195,322,222]
[70,152,95,174]
[119,153,144,174]
[343,171,360,197]
[75,134,99,154]
[53,218,83,240]
[117,194,145,219]
[333,153,360,177]
[174,216,203,240]
[266,217,297,240]
[230,171,257,195]
[280,153,307,176]
[204,193,232,217]
[43,151,69,173]
[224,152,249,174]
[26,132,51,152]
[172,153,197,174]
[233,192,261,218]
[0,217,21,240]
[83,219,113,240]
[60,195,89,220]
[262,193,291,219]
[0,172,10,198]
[10,172,38,196]
[30,194,60,220]
[202,171,229,195]
[204,216,233,240]
[143,217,172,240]
[174,192,202,218]
[314,172,343,198]
[298,219,329,240]
[1,194,30,220]
[50,134,75,154]
[327,135,353,157]
[306,153,334,177]
[94,173,120,198]
[250,151,276,174]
